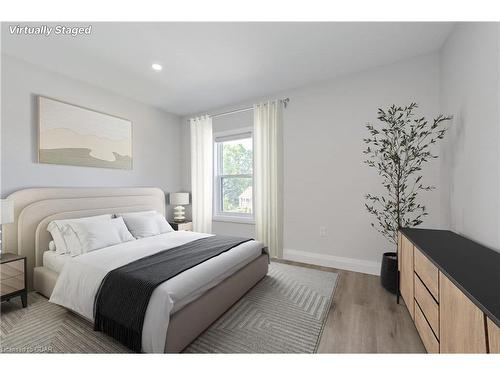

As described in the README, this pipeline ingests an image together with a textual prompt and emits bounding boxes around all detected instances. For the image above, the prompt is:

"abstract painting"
[38,96,132,169]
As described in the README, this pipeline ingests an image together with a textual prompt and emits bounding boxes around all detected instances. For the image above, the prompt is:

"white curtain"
[190,115,213,233]
[253,101,284,258]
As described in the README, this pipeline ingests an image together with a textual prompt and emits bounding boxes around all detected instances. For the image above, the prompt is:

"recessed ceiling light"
[151,63,162,71]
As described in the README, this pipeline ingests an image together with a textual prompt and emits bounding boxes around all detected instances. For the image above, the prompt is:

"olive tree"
[363,103,451,245]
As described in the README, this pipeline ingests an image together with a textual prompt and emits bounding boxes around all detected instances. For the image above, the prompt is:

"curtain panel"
[190,115,213,233]
[253,101,284,258]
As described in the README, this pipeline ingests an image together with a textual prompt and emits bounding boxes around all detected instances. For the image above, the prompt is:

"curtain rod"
[209,98,290,119]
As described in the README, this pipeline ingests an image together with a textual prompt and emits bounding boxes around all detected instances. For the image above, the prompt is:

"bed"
[2,187,268,353]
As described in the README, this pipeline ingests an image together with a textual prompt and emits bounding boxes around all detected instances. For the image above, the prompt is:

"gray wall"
[1,55,183,218]
[182,53,446,273]
[440,23,500,251]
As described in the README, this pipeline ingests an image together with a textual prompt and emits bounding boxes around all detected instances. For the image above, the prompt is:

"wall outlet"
[319,226,327,237]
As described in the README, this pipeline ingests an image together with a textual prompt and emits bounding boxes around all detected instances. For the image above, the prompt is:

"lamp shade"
[169,192,190,206]
[0,199,14,224]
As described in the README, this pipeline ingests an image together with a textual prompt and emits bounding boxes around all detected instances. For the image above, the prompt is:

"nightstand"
[169,221,193,231]
[1,253,27,308]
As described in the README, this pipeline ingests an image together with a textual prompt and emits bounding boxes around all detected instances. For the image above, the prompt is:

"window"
[214,129,254,223]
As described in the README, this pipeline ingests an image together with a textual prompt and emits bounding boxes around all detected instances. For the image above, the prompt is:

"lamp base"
[173,206,186,223]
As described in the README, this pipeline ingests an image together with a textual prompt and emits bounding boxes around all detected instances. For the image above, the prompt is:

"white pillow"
[156,215,174,234]
[115,210,157,218]
[48,241,56,252]
[47,214,113,254]
[121,213,173,239]
[68,217,134,256]
[47,222,67,254]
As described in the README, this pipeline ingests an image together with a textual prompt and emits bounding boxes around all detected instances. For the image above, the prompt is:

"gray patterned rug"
[1,262,337,353]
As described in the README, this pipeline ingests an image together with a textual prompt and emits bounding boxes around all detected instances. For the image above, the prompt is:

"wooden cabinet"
[439,272,487,353]
[399,234,414,319]
[399,229,500,354]
[487,318,500,354]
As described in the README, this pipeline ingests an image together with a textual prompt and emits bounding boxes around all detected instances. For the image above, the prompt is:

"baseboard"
[283,248,381,276]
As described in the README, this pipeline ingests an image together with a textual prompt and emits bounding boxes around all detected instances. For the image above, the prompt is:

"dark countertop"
[400,228,500,327]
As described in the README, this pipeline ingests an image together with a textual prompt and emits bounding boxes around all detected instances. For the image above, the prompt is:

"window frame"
[213,127,255,224]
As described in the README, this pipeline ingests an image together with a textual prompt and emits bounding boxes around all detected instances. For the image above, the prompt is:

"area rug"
[1,262,338,353]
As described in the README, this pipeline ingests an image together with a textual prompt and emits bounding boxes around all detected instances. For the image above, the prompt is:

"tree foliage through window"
[219,137,253,214]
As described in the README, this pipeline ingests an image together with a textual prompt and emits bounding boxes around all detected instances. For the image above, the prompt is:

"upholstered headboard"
[2,187,166,289]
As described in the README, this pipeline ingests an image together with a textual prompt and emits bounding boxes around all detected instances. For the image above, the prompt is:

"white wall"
[1,55,183,217]
[182,53,446,274]
[440,23,500,251]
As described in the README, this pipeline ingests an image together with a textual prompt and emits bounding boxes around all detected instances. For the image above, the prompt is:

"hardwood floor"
[274,259,426,353]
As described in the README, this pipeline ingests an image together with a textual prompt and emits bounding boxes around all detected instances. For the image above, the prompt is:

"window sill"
[213,215,255,225]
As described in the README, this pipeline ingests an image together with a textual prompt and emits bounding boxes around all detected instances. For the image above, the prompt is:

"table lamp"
[169,192,190,223]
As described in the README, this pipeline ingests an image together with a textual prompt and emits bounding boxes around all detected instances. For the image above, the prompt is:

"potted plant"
[363,103,451,294]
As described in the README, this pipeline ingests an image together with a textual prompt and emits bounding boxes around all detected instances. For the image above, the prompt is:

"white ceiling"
[2,22,454,115]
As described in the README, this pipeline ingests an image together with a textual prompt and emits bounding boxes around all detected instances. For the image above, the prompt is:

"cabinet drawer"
[1,260,24,280]
[0,274,25,296]
[177,222,192,231]
[414,274,439,338]
[414,248,439,301]
[415,302,439,353]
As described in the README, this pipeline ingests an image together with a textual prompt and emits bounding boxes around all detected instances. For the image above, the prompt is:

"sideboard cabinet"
[398,229,500,353]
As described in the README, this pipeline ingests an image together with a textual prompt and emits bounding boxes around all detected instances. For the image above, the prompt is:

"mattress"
[43,250,72,273]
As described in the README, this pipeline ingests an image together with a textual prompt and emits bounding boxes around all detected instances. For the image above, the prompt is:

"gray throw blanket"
[93,235,253,352]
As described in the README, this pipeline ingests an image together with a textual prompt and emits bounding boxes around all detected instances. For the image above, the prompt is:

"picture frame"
[38,96,133,169]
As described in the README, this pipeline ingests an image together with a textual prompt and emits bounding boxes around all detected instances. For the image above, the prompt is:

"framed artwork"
[38,96,132,169]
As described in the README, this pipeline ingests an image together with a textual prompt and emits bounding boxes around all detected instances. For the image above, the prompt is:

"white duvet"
[49,231,263,353]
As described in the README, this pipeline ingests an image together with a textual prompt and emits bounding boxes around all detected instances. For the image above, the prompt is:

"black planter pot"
[380,252,398,294]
